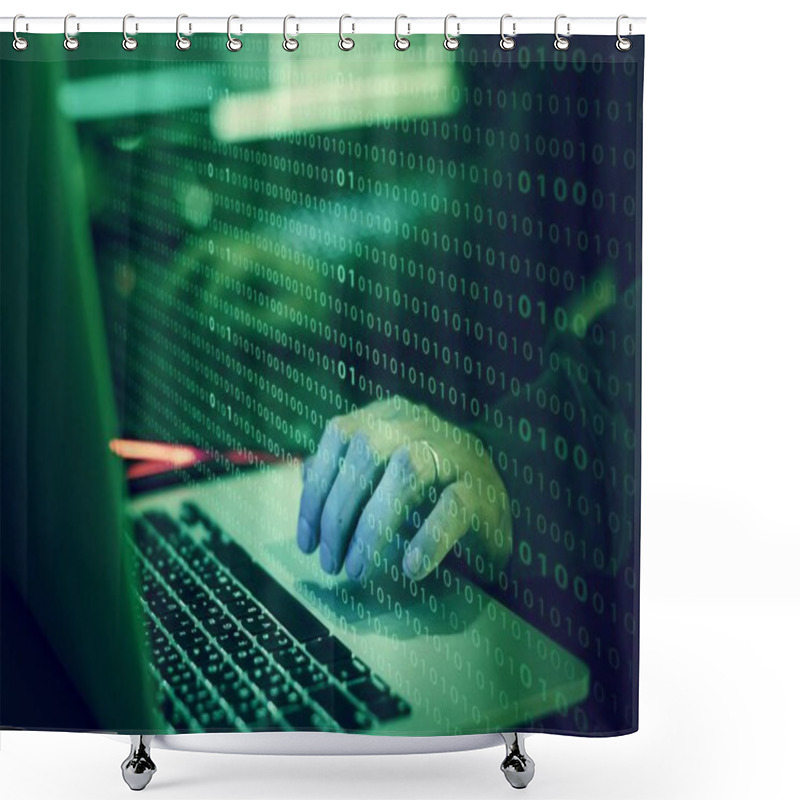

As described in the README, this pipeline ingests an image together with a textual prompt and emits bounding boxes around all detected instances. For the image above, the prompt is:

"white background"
[2,1,799,798]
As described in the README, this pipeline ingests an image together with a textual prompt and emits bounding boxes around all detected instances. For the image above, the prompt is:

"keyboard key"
[252,628,292,652]
[151,552,172,573]
[188,596,216,618]
[151,596,180,617]
[241,612,275,635]
[198,706,233,730]
[142,511,181,542]
[347,675,392,707]
[215,584,248,606]
[169,711,194,733]
[226,598,258,618]
[133,519,157,549]
[292,663,328,690]
[155,645,181,668]
[173,574,201,601]
[180,502,205,527]
[331,657,369,685]
[262,682,303,710]
[188,644,224,670]
[203,615,238,639]
[203,659,236,683]
[161,613,194,637]
[173,626,207,650]
[271,646,310,671]
[218,666,240,686]
[178,681,213,707]
[217,629,250,652]
[232,648,270,676]
[282,705,326,730]
[163,664,195,687]
[218,679,258,709]
[208,539,252,572]
[241,703,280,729]
[206,539,328,642]
[370,694,412,721]
[305,635,353,665]
[149,631,168,655]
[308,685,372,731]
[190,558,218,581]
[177,540,202,562]
[232,697,272,726]
[250,665,285,691]
[144,583,166,602]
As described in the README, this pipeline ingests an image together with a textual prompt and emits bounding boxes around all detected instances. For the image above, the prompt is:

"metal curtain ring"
[64,13,79,50]
[12,14,28,51]
[122,14,138,51]
[443,14,459,50]
[283,15,299,51]
[554,14,570,51]
[227,15,242,51]
[176,14,191,50]
[339,14,355,50]
[616,14,632,51]
[394,15,410,51]
[499,14,515,50]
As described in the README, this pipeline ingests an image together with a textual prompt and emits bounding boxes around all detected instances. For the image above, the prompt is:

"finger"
[296,417,351,553]
[344,442,436,581]
[403,481,476,582]
[318,431,384,574]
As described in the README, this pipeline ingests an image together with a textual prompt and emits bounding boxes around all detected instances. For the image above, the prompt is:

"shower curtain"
[0,26,643,738]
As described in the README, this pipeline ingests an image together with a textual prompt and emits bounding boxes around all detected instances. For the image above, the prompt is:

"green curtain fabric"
[1,32,642,736]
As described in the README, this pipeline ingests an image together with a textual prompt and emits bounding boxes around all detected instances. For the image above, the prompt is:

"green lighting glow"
[58,71,214,121]
[211,64,459,141]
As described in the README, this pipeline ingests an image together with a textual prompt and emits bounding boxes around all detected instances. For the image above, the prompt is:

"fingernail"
[403,546,422,580]
[345,548,364,581]
[297,518,314,553]
[320,541,335,574]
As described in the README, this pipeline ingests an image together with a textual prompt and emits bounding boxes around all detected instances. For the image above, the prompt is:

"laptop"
[1,36,589,737]
[121,459,589,734]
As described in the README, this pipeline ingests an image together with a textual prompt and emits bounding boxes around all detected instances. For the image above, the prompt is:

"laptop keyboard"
[127,502,411,733]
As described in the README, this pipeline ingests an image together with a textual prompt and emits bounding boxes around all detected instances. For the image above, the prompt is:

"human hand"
[296,397,513,583]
